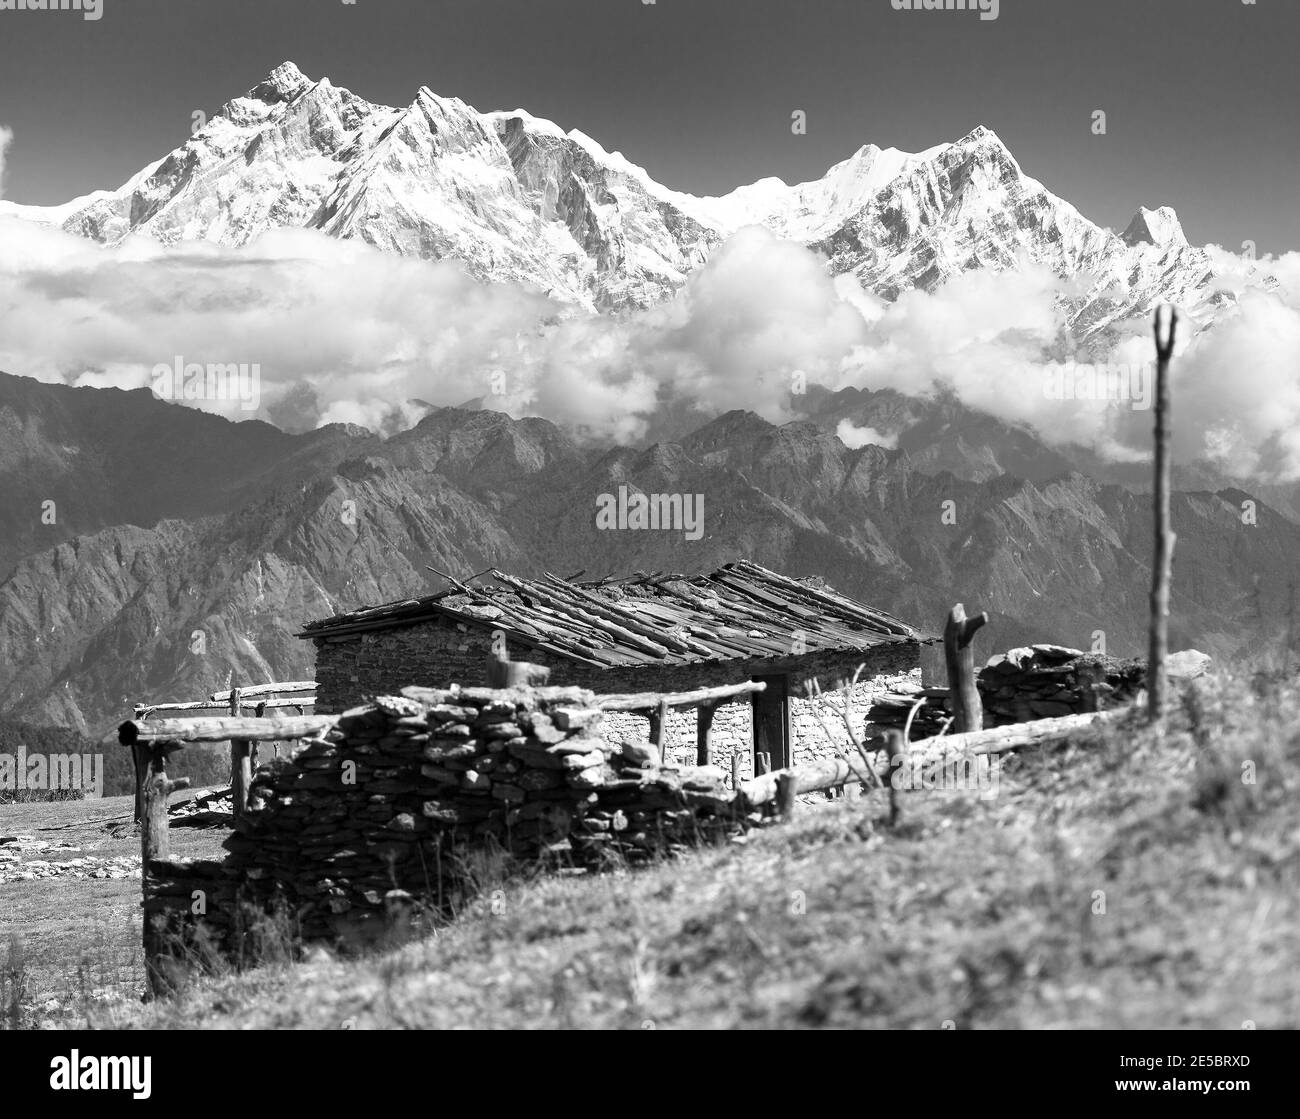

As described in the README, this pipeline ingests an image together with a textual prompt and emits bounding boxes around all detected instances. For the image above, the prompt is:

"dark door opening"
[751,674,791,772]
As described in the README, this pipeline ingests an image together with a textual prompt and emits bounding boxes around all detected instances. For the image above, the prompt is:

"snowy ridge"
[0,62,1271,330]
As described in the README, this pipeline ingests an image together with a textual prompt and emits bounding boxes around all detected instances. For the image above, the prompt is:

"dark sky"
[0,0,1295,252]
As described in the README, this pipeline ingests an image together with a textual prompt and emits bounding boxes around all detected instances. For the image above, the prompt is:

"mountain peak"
[248,61,313,104]
[955,125,1006,150]
[1122,205,1187,249]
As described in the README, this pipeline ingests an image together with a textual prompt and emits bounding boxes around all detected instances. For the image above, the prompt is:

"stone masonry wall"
[143,683,753,963]
[312,618,921,778]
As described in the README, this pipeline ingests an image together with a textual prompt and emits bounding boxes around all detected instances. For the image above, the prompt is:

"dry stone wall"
[144,683,754,961]
[866,645,1147,737]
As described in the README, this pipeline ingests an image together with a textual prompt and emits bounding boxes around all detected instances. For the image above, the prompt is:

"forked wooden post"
[943,604,988,733]
[1149,306,1179,726]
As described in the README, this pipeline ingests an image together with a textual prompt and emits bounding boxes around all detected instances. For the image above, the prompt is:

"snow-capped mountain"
[0,62,1272,331]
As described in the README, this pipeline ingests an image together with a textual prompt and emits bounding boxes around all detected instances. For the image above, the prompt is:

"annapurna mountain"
[0,62,1275,340]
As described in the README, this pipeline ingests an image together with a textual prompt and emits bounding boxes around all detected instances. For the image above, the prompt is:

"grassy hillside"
[3,673,1298,1030]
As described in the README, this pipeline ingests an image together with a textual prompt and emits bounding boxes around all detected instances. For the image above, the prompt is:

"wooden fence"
[129,680,316,822]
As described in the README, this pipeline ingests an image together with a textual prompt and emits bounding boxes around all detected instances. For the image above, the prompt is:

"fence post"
[229,686,252,819]
[137,739,189,997]
[775,771,797,822]
[1149,306,1178,726]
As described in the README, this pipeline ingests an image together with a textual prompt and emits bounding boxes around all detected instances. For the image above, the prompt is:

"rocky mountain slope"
[1,374,1294,734]
[0,62,1274,332]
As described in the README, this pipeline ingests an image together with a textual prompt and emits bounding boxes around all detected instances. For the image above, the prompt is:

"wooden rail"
[119,715,337,745]
[738,705,1133,809]
[129,680,316,822]
[597,680,765,711]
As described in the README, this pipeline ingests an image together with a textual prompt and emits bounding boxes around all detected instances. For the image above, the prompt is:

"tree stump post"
[775,771,797,822]
[1149,306,1178,726]
[943,604,988,733]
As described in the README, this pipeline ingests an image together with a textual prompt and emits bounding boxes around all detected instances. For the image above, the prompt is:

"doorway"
[751,674,791,772]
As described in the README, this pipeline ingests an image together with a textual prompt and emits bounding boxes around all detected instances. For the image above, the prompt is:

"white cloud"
[0,215,1297,480]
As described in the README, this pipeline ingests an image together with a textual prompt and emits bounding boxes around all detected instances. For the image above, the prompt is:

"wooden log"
[599,680,765,712]
[1149,307,1178,725]
[491,571,674,659]
[136,696,314,717]
[740,706,1131,808]
[943,604,988,733]
[731,753,742,789]
[208,680,316,702]
[696,703,715,767]
[119,715,338,745]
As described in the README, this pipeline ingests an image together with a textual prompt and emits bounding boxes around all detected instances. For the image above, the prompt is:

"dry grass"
[3,674,1299,1029]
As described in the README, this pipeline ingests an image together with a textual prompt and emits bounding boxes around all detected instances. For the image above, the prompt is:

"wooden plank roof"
[296,561,932,670]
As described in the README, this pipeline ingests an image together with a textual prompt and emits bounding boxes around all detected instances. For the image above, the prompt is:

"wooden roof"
[297,561,930,670]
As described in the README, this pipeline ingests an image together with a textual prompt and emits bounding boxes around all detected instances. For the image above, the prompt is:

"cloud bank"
[1,207,1298,479]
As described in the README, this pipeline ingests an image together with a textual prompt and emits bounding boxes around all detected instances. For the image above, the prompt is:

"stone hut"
[298,561,933,782]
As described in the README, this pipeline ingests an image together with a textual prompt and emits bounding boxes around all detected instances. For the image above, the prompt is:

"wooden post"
[696,703,715,767]
[775,772,797,822]
[229,687,251,819]
[1149,306,1178,726]
[884,729,906,827]
[757,751,771,776]
[138,740,189,997]
[730,753,742,789]
[132,711,148,824]
[652,699,669,764]
[943,604,988,733]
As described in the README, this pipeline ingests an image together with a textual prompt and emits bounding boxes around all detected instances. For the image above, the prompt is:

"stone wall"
[144,683,755,964]
[866,645,1148,737]
[311,617,921,778]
